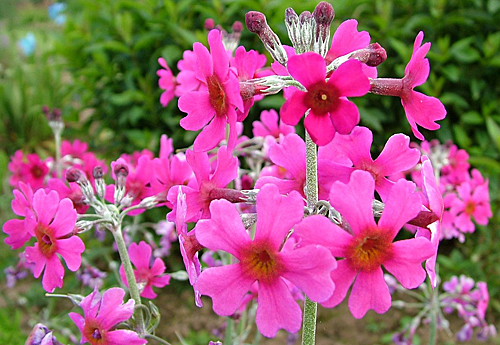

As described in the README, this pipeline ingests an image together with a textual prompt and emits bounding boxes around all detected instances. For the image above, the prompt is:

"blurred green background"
[0,0,499,343]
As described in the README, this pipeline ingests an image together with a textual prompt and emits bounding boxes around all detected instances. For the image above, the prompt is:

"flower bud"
[313,2,335,57]
[245,11,287,65]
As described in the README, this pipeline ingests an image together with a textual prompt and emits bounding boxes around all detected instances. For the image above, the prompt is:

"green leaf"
[450,37,481,63]
[485,116,500,151]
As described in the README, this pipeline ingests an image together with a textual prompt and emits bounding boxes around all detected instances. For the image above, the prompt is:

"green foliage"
[0,308,24,345]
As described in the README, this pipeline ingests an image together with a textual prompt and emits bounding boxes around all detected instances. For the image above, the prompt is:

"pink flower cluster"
[411,140,492,242]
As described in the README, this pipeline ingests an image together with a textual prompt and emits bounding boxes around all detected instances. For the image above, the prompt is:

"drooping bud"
[232,21,243,33]
[93,166,106,199]
[113,161,129,204]
[245,11,288,66]
[66,168,83,183]
[67,168,95,204]
[285,8,301,51]
[350,43,387,67]
[313,2,335,57]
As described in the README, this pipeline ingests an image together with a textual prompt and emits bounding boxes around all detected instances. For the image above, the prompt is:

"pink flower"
[370,32,446,140]
[174,189,203,307]
[281,52,370,146]
[150,152,192,208]
[23,189,85,292]
[416,156,443,288]
[167,146,238,223]
[119,241,170,299]
[176,49,202,96]
[3,182,34,249]
[318,126,421,200]
[178,29,244,152]
[157,57,176,107]
[449,176,492,233]
[8,151,49,190]
[252,109,295,139]
[46,178,88,214]
[61,139,89,158]
[294,170,434,318]
[194,184,336,337]
[69,288,147,345]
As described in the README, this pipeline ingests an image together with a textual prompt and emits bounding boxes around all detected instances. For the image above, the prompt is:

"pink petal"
[293,215,352,257]
[328,19,370,61]
[186,149,210,184]
[304,112,336,146]
[211,146,239,188]
[107,330,147,345]
[208,30,229,81]
[374,134,420,176]
[193,42,213,80]
[287,52,326,88]
[401,91,446,140]
[25,244,46,278]
[50,198,77,238]
[3,219,31,249]
[280,91,309,126]
[195,199,250,258]
[150,258,166,276]
[255,176,304,197]
[195,264,255,316]
[383,237,434,289]
[321,260,357,308]
[280,245,336,302]
[225,72,244,111]
[179,91,215,131]
[57,236,85,271]
[192,115,226,152]
[256,279,302,338]
[33,189,59,226]
[348,268,391,318]
[97,288,135,330]
[129,242,152,271]
[329,59,370,97]
[331,126,373,166]
[41,255,64,292]
[329,170,377,236]
[378,179,421,240]
[254,184,304,251]
[268,133,305,179]
[329,98,360,134]
[68,312,85,336]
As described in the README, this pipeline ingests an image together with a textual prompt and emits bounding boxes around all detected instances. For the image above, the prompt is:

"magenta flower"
[252,109,295,139]
[416,156,443,288]
[119,241,170,299]
[61,139,89,158]
[157,57,176,107]
[23,189,85,292]
[178,29,244,152]
[69,288,147,345]
[176,49,202,96]
[8,151,49,190]
[194,184,336,337]
[3,182,34,249]
[449,177,492,233]
[167,146,238,223]
[318,126,421,200]
[295,170,434,318]
[46,178,88,214]
[370,32,446,140]
[150,152,193,208]
[281,52,370,146]
[174,188,203,307]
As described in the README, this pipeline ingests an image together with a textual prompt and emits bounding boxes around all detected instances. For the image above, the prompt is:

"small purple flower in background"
[153,220,178,257]
[77,265,107,289]
[25,323,63,345]
[18,32,36,56]
[4,253,34,288]
[48,3,66,25]
[69,288,147,345]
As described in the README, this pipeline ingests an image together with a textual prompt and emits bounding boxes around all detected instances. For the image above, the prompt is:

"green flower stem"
[429,280,438,345]
[112,223,146,336]
[302,124,318,345]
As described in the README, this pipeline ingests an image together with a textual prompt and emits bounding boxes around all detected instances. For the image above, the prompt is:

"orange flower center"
[35,223,57,258]
[345,229,393,272]
[207,75,227,116]
[465,201,476,216]
[83,320,107,345]
[240,242,281,283]
[304,80,340,116]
